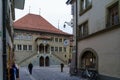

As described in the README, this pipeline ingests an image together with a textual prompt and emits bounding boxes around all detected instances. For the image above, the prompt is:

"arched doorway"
[80,48,98,70]
[40,56,44,66]
[81,51,96,69]
[45,56,49,66]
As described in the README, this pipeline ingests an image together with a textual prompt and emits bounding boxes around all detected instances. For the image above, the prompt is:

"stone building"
[67,0,120,80]
[13,13,73,67]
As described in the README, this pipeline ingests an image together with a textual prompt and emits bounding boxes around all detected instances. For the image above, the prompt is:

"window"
[55,47,58,52]
[78,21,88,38]
[14,45,16,51]
[80,0,92,13]
[51,47,54,52]
[51,37,54,42]
[28,45,32,51]
[59,38,62,42]
[107,2,119,27]
[59,47,62,52]
[55,38,58,42]
[17,44,22,50]
[23,45,27,50]
[64,47,66,52]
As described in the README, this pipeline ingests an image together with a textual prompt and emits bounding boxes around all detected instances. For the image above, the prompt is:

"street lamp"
[63,19,73,28]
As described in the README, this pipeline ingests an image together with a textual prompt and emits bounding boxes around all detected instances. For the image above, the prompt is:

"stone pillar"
[44,45,45,54]
[50,46,51,54]
[37,44,39,54]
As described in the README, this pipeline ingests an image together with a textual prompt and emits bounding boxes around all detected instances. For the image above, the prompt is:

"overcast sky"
[15,0,73,34]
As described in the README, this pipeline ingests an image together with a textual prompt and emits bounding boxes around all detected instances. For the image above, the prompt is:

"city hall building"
[13,13,73,67]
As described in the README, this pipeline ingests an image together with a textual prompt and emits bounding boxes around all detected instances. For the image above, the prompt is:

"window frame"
[59,38,62,43]
[59,47,62,52]
[28,45,32,51]
[55,47,58,52]
[64,47,66,52]
[17,44,22,51]
[51,46,54,52]
[55,38,58,42]
[106,1,119,27]
[23,45,27,51]
[80,0,92,15]
[78,21,89,38]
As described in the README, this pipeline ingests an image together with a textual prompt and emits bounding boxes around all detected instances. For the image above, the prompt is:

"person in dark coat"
[60,63,64,72]
[28,62,33,74]
[10,63,17,80]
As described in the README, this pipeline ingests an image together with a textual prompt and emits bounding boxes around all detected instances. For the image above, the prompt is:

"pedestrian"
[28,62,33,75]
[60,63,64,72]
[10,63,17,80]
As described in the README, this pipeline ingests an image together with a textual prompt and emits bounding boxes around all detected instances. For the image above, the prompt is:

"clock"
[64,40,69,46]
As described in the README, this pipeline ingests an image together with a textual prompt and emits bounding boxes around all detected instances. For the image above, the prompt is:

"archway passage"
[40,56,44,66]
[45,56,49,66]
[81,51,97,69]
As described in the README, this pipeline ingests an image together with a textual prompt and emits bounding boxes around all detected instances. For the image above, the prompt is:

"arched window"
[45,44,50,53]
[39,44,44,53]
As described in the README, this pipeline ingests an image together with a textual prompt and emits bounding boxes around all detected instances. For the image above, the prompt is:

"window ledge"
[77,23,120,41]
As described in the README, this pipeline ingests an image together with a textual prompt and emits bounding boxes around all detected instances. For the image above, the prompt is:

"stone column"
[37,44,40,54]
[44,45,45,54]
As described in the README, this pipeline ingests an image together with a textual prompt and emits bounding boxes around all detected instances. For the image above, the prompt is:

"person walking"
[60,63,64,72]
[28,62,33,75]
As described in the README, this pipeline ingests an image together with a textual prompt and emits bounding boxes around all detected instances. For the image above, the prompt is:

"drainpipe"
[2,0,7,80]
[75,0,78,74]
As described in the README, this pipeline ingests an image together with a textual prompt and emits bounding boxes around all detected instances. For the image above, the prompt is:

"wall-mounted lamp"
[63,19,73,28]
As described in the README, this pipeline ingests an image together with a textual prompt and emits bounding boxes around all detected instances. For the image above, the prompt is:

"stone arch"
[79,48,98,70]
[45,56,49,66]
[39,56,44,66]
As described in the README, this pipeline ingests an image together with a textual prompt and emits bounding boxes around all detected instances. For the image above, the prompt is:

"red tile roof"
[14,13,70,35]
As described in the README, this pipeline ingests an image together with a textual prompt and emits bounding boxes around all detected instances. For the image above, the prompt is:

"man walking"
[28,62,33,75]
[60,63,64,72]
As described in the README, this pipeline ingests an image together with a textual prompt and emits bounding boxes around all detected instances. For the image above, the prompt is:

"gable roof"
[14,13,71,35]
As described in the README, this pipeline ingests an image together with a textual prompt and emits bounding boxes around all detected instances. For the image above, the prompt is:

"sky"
[15,0,73,34]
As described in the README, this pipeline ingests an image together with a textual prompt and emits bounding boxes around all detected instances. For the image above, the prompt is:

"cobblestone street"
[19,66,83,80]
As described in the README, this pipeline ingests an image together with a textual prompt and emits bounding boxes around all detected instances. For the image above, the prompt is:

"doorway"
[45,56,49,66]
[40,56,44,66]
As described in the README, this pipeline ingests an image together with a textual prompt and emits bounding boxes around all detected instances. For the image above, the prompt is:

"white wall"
[75,0,120,78]
[0,0,3,80]
[78,0,116,34]
[78,28,120,78]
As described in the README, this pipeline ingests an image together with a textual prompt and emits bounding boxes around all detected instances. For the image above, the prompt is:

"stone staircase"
[18,53,67,67]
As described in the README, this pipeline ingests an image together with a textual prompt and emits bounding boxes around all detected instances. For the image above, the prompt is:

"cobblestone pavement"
[19,66,86,80]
